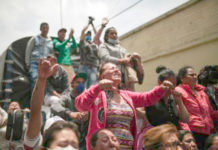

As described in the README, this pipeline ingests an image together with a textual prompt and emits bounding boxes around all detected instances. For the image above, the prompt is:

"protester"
[7,101,21,113]
[51,72,89,150]
[0,101,27,149]
[24,57,80,150]
[176,66,218,149]
[204,133,218,150]
[98,27,139,90]
[53,28,77,82]
[146,66,189,128]
[93,17,109,46]
[178,130,198,150]
[42,120,80,150]
[44,55,70,107]
[25,22,53,89]
[51,72,88,120]
[90,129,120,150]
[198,65,218,110]
[143,124,183,150]
[78,18,99,88]
[75,62,174,150]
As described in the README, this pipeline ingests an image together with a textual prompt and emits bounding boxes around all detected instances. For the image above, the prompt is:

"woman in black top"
[146,66,189,128]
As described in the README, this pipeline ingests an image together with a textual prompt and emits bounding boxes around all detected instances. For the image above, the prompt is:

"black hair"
[156,65,167,74]
[205,133,218,150]
[86,30,92,35]
[178,130,192,142]
[90,129,112,148]
[104,27,116,43]
[178,66,193,80]
[40,22,49,30]
[198,65,218,85]
[156,66,175,83]
[42,121,80,148]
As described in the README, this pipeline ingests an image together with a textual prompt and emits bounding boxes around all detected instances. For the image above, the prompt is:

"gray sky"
[0,0,189,55]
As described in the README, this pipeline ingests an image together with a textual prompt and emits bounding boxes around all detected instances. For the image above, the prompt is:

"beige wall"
[120,0,218,91]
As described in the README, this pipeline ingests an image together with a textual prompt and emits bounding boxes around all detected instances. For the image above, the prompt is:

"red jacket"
[75,84,165,150]
[176,84,218,135]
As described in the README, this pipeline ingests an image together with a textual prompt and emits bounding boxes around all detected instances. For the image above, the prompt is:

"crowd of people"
[0,16,218,150]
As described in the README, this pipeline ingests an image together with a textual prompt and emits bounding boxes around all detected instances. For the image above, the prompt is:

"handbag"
[124,65,138,84]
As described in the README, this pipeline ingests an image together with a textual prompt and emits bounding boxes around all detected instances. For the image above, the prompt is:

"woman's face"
[101,63,121,85]
[165,75,177,87]
[160,133,183,150]
[49,128,79,149]
[181,68,197,87]
[209,136,218,150]
[106,29,118,41]
[182,133,198,150]
[93,129,120,150]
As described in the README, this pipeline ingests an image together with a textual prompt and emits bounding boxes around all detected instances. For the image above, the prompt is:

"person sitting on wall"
[53,28,77,83]
[78,17,100,88]
[25,22,53,90]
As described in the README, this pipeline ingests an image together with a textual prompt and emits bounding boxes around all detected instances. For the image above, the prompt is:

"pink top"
[176,84,218,135]
[75,84,165,150]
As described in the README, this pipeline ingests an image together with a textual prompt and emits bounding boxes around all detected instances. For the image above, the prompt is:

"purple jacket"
[75,84,165,150]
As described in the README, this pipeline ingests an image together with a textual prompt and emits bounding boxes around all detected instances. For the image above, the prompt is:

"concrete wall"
[120,0,218,91]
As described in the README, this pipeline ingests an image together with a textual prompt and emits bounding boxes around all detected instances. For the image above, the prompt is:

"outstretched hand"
[69,28,74,39]
[102,17,109,26]
[38,57,58,80]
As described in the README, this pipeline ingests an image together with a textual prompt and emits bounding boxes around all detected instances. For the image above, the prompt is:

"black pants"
[192,132,208,150]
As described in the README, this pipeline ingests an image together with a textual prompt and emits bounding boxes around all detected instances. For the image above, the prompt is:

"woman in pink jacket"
[75,62,174,150]
[176,66,218,150]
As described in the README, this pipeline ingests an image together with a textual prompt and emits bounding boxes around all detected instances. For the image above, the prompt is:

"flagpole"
[59,0,63,27]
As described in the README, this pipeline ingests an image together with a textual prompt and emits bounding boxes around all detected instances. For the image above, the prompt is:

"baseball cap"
[58,28,67,33]
[70,73,87,84]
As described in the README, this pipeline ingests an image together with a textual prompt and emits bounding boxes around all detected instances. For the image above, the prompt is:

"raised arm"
[80,24,89,41]
[26,57,58,139]
[126,80,174,107]
[75,84,102,112]
[90,22,97,35]
[94,18,109,46]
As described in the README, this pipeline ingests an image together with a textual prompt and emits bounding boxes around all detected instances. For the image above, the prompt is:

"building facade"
[120,0,218,91]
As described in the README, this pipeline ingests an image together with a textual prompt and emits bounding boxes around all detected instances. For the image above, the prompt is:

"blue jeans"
[29,62,39,90]
[78,65,98,88]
